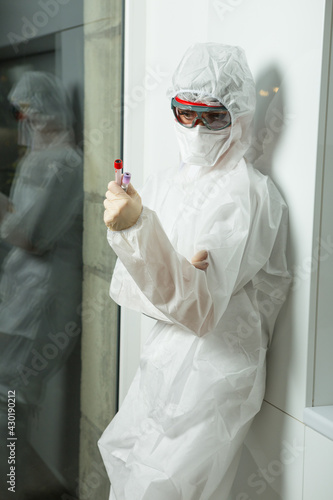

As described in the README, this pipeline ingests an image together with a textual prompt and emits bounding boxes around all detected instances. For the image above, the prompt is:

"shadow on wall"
[229,65,298,500]
[251,64,295,408]
[247,65,285,176]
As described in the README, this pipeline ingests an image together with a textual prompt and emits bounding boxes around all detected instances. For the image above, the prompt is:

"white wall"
[120,0,333,498]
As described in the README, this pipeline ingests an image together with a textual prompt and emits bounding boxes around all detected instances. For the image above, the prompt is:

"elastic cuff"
[106,206,147,238]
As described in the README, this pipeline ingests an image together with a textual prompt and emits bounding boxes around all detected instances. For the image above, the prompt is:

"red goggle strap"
[174,96,224,108]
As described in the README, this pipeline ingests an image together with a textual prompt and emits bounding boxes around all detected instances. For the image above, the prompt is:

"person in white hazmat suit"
[99,43,291,500]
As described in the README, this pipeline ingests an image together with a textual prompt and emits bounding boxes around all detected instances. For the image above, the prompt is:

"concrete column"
[79,1,123,498]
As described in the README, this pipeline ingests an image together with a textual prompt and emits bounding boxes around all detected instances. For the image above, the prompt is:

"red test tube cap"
[114,159,123,170]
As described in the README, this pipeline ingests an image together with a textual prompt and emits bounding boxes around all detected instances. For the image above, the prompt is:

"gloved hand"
[103,180,142,231]
[191,250,209,270]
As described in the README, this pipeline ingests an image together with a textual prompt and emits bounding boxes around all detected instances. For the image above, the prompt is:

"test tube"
[114,159,123,185]
[121,172,131,192]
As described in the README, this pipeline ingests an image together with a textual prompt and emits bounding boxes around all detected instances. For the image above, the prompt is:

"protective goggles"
[171,96,232,131]
[11,105,23,121]
[11,105,29,121]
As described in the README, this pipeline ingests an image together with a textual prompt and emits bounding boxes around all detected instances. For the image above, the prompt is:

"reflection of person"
[99,43,291,500]
[0,71,82,497]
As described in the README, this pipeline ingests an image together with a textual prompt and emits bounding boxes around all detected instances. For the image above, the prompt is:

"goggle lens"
[172,98,231,130]
[11,106,26,121]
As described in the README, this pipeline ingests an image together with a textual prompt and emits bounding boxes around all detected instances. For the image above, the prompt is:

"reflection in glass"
[0,71,83,499]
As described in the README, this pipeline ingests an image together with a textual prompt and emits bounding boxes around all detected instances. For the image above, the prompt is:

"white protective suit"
[98,43,291,500]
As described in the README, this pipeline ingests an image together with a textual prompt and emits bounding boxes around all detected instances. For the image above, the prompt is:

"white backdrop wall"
[119,0,332,497]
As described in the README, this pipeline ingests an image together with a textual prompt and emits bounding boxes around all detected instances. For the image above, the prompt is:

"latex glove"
[191,250,209,270]
[104,180,142,231]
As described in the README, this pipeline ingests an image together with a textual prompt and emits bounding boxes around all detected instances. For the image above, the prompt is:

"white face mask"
[174,121,232,167]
